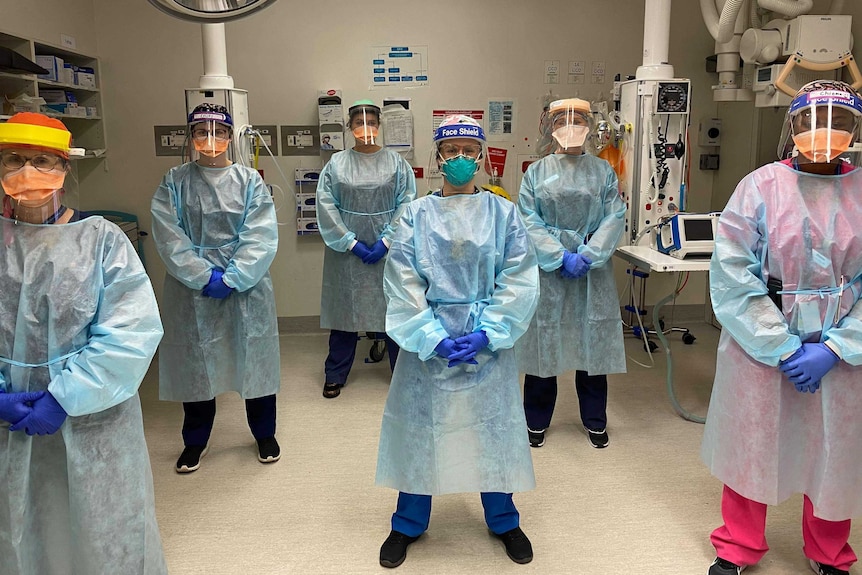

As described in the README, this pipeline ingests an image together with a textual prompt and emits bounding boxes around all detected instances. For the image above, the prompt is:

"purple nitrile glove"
[351,241,372,260]
[202,268,233,299]
[561,251,592,279]
[435,338,466,360]
[0,390,45,425]
[10,392,68,435]
[779,343,839,394]
[362,239,388,265]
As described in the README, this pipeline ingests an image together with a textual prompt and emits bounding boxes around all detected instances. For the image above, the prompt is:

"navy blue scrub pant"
[324,329,400,385]
[523,372,608,432]
[182,394,277,447]
[392,492,520,537]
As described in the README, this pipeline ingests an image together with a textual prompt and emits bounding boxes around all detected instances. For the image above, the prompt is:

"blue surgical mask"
[440,155,479,186]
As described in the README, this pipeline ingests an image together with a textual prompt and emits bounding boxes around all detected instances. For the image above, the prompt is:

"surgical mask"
[440,155,479,187]
[353,125,379,145]
[193,137,230,157]
[1,165,65,203]
[792,128,853,163]
[552,125,589,149]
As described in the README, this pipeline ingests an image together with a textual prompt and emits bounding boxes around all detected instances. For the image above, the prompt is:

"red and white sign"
[432,109,484,131]
[484,147,508,177]
[412,166,424,179]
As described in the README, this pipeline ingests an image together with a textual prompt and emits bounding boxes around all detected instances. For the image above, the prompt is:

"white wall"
[84,0,722,318]
[0,0,97,55]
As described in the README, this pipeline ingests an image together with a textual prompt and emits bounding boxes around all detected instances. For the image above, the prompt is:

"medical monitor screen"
[683,218,713,241]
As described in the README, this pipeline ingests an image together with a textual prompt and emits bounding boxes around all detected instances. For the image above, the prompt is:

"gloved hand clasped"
[447,331,490,368]
[779,342,840,394]
[434,338,465,361]
[362,239,388,265]
[0,389,45,425]
[561,251,592,279]
[351,241,372,261]
[202,268,234,299]
[10,391,68,435]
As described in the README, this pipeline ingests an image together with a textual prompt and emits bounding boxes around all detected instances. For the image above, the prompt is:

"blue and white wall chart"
[370,45,429,88]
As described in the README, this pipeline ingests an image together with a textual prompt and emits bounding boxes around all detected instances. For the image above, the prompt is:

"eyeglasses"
[793,111,857,133]
[552,114,589,129]
[439,143,482,159]
[0,152,65,172]
[192,128,230,141]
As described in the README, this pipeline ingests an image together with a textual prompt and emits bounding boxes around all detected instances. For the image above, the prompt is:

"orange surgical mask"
[193,138,230,157]
[792,128,853,163]
[353,125,378,145]
[1,165,64,203]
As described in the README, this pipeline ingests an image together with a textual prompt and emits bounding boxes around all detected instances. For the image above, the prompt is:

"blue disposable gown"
[151,162,280,402]
[316,148,417,332]
[515,153,626,377]
[0,216,166,574]
[703,163,862,520]
[376,191,539,495]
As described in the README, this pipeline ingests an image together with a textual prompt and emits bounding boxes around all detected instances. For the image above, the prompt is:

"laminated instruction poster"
[487,99,515,139]
[370,45,429,88]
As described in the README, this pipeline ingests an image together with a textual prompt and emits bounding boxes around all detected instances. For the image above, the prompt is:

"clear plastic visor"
[778,102,862,165]
[190,120,232,158]
[0,147,78,222]
[349,108,380,146]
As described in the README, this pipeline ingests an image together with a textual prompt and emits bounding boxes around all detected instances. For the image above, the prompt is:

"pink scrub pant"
[711,485,856,571]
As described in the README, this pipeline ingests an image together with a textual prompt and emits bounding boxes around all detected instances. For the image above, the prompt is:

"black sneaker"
[379,530,420,568]
[257,436,281,463]
[528,428,545,448]
[810,559,850,575]
[493,526,533,564]
[584,426,609,448]
[175,445,209,473]
[709,557,746,575]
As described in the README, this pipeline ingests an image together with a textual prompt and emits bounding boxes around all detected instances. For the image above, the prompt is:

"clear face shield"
[0,147,79,223]
[778,90,862,166]
[350,107,380,146]
[544,106,595,152]
[190,120,233,159]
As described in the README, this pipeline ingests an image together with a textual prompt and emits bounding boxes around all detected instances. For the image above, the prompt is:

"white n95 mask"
[552,125,589,149]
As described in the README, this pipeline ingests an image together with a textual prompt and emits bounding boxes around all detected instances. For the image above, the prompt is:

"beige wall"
[0,0,97,55]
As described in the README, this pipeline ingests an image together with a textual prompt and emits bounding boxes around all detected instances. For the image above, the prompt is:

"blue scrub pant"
[182,394,277,447]
[324,329,400,385]
[523,372,607,431]
[392,492,520,537]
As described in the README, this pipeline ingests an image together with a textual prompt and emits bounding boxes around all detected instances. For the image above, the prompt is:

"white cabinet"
[0,31,106,160]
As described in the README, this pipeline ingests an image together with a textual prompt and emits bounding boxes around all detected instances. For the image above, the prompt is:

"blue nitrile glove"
[202,268,234,299]
[10,392,68,435]
[434,338,466,360]
[362,239,389,265]
[779,343,840,394]
[561,251,592,279]
[0,390,45,425]
[351,242,372,261]
[448,331,490,367]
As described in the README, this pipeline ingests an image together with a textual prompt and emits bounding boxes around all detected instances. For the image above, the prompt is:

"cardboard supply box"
[295,192,317,211]
[295,168,322,183]
[39,89,72,104]
[297,217,319,234]
[60,64,75,85]
[36,55,63,82]
[74,66,96,88]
